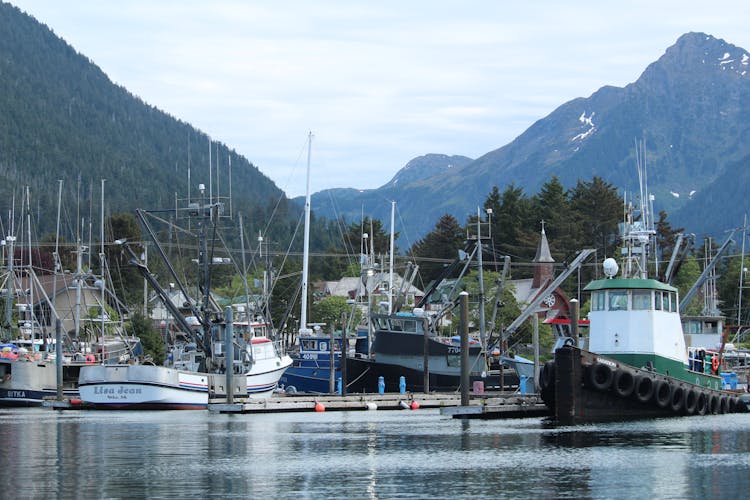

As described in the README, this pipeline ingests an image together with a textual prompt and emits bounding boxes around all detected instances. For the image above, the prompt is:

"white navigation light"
[603,258,619,278]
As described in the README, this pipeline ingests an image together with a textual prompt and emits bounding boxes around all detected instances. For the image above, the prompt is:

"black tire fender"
[654,379,671,409]
[634,375,655,403]
[588,363,614,391]
[612,369,635,398]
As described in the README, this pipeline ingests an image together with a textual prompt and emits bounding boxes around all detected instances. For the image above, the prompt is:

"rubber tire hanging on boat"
[612,369,635,398]
[718,396,728,414]
[588,363,614,391]
[669,385,685,413]
[708,394,719,414]
[695,392,708,416]
[540,361,556,407]
[540,361,555,391]
[654,379,671,409]
[633,375,655,404]
[683,389,698,415]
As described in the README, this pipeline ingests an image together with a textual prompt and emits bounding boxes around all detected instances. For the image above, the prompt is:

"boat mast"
[388,201,395,314]
[299,131,313,336]
[476,207,486,354]
[26,187,34,342]
[100,179,106,361]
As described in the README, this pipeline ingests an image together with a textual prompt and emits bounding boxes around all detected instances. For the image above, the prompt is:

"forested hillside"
[0,2,294,242]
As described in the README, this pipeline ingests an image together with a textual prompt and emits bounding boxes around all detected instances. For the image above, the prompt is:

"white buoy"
[365,402,378,411]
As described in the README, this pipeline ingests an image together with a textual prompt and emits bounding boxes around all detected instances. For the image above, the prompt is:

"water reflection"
[1,409,750,498]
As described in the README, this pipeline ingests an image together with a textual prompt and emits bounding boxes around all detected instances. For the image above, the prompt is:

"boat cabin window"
[591,291,606,311]
[301,339,318,351]
[632,291,651,310]
[608,291,628,311]
[389,319,418,333]
[654,291,662,310]
[670,292,678,312]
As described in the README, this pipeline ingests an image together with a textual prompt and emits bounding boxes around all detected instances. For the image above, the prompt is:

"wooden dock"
[440,394,550,419]
[209,392,549,417]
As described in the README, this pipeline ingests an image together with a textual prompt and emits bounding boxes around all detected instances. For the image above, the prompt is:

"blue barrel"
[399,376,406,394]
[378,376,385,394]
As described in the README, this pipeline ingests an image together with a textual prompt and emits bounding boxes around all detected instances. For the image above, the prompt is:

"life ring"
[683,389,698,415]
[588,363,614,391]
[711,356,720,374]
[612,369,635,398]
[85,354,96,364]
[634,375,655,404]
[669,385,685,413]
[695,392,708,416]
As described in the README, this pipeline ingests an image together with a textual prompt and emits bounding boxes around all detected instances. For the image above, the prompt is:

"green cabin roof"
[584,278,677,292]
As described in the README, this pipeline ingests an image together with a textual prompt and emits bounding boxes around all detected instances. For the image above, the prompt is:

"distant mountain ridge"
[309,32,750,246]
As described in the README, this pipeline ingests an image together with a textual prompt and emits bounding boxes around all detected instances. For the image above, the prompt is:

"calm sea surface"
[1,407,749,499]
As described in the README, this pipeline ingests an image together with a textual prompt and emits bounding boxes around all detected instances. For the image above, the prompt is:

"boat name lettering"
[447,347,461,354]
[302,353,319,360]
[7,390,26,398]
[93,386,143,395]
[595,358,617,368]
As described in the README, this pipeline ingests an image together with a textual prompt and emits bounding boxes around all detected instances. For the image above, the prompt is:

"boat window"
[390,319,404,331]
[591,291,606,311]
[654,291,662,310]
[401,320,417,333]
[662,292,670,311]
[301,339,317,351]
[632,291,651,310]
[608,291,628,311]
[670,292,678,312]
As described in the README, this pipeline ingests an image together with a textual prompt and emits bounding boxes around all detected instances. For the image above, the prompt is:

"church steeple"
[532,221,554,288]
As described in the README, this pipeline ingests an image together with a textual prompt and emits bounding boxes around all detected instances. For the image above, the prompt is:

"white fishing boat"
[79,178,291,409]
[1,184,140,406]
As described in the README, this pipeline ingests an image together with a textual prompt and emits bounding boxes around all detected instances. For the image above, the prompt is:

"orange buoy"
[410,400,420,410]
[314,402,325,412]
[69,398,83,405]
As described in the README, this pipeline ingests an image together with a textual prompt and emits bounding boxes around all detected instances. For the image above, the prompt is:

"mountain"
[0,2,294,241]
[309,32,750,246]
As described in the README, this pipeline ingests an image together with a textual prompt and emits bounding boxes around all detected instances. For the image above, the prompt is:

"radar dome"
[603,258,619,278]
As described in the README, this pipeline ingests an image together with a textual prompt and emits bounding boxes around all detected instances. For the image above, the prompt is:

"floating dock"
[209,392,549,417]
[439,394,549,419]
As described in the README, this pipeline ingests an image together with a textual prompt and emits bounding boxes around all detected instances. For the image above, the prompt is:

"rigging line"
[261,137,310,238]
[143,211,197,238]
[269,209,304,296]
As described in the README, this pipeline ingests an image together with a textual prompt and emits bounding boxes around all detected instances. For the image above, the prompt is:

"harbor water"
[2,408,750,499]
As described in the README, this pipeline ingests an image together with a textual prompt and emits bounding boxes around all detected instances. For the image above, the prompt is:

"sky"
[8,1,750,197]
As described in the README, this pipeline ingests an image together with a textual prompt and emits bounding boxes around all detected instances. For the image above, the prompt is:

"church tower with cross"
[532,221,555,289]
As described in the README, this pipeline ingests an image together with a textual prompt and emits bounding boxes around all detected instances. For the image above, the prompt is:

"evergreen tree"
[409,214,465,286]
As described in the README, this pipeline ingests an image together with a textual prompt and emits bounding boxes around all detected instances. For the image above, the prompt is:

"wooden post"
[423,317,430,393]
[460,291,470,406]
[341,312,348,397]
[329,325,336,394]
[56,319,63,401]
[225,308,234,404]
[533,313,540,393]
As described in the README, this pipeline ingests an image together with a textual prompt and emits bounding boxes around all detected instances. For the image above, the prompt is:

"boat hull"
[344,355,519,393]
[0,359,81,406]
[246,356,292,398]
[78,365,209,410]
[541,345,748,425]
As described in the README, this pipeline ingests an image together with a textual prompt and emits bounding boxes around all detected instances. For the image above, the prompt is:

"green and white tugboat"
[540,182,748,424]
